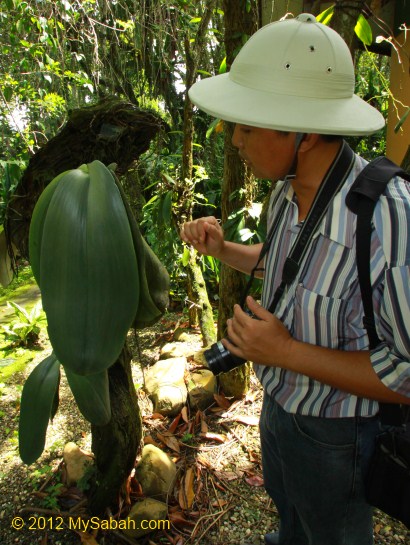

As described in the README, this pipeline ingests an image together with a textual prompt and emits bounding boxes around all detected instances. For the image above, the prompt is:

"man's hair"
[276,130,342,143]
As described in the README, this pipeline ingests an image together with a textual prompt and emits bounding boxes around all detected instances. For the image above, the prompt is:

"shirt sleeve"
[371,265,410,397]
[370,176,410,398]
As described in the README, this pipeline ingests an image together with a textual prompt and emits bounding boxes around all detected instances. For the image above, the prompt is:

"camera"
[204,308,256,375]
[204,340,246,376]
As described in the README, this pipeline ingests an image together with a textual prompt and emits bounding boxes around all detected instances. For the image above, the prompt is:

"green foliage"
[0,264,35,303]
[317,5,373,46]
[2,300,45,347]
[19,161,169,464]
[26,465,64,509]
[347,51,389,159]
[19,352,61,465]
[0,160,25,224]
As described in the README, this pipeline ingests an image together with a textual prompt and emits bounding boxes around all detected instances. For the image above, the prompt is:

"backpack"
[346,156,410,421]
[346,156,410,527]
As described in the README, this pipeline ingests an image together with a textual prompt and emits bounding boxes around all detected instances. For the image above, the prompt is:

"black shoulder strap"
[346,157,410,425]
[346,157,410,348]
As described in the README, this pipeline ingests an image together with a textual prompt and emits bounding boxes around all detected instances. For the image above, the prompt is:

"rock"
[193,348,209,367]
[63,442,93,486]
[187,369,217,410]
[144,357,187,416]
[134,444,176,500]
[173,327,191,342]
[160,342,188,359]
[122,498,168,538]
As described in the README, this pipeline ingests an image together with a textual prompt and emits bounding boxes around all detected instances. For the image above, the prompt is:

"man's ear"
[298,133,320,153]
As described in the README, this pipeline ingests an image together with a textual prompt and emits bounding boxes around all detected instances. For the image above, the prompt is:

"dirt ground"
[0,305,409,545]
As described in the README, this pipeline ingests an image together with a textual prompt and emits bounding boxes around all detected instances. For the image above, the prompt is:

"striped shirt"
[254,152,410,418]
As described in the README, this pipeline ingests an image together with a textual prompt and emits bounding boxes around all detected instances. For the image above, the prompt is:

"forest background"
[0,1,409,544]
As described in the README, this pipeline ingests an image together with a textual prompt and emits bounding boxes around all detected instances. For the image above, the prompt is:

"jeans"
[260,393,380,545]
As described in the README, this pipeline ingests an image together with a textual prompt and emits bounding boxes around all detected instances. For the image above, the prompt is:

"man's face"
[232,124,295,180]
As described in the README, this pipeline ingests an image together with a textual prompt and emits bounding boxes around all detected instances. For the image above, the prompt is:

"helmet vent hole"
[284,62,291,70]
[310,45,315,52]
[327,67,333,73]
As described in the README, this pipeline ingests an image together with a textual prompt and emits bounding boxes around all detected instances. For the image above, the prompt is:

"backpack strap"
[346,157,410,426]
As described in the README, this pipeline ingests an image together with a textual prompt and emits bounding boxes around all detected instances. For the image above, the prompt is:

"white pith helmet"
[188,13,385,136]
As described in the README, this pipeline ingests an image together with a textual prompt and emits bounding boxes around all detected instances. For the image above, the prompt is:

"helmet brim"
[189,73,385,136]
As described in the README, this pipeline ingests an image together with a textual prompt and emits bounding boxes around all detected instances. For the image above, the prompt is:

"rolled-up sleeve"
[371,265,410,397]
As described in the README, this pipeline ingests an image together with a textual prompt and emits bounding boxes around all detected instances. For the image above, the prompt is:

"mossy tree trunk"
[88,345,142,515]
[218,0,259,398]
[176,1,217,345]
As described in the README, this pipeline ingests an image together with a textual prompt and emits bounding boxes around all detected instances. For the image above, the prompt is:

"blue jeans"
[260,393,380,545]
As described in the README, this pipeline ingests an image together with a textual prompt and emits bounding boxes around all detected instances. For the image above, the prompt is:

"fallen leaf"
[169,413,182,434]
[200,415,209,434]
[197,455,212,468]
[157,432,181,453]
[245,474,264,487]
[151,413,165,420]
[234,415,259,426]
[178,467,195,510]
[181,406,189,422]
[212,499,229,508]
[248,450,261,463]
[200,432,226,443]
[214,393,231,409]
[76,531,99,545]
[143,435,161,447]
[169,511,196,527]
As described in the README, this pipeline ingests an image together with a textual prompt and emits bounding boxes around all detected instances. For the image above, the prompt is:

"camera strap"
[240,140,355,313]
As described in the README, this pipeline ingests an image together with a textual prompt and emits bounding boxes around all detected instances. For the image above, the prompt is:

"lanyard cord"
[239,140,355,313]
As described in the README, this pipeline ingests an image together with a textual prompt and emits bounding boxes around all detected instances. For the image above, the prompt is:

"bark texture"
[218,1,258,398]
[89,344,142,515]
[5,97,166,260]
[177,1,217,340]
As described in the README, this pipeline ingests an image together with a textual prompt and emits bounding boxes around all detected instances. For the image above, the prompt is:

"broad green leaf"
[29,170,70,285]
[19,353,60,464]
[355,14,372,46]
[316,5,334,25]
[40,162,140,375]
[65,368,111,425]
[7,301,30,321]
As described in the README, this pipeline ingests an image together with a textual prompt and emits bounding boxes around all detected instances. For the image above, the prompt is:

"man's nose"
[232,124,241,148]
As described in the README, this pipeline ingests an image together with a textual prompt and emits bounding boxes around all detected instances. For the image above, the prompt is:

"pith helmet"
[188,13,385,136]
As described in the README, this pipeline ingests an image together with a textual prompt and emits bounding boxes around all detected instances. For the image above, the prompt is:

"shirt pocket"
[294,284,360,349]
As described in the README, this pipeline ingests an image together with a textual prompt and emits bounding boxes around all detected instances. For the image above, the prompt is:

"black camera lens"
[204,340,246,375]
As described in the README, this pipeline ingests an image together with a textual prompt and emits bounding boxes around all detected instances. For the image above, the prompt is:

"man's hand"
[180,216,225,258]
[223,296,293,367]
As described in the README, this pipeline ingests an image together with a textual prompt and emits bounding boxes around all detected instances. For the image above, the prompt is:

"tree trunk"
[330,0,366,53]
[178,2,217,342]
[187,247,217,347]
[88,344,142,515]
[218,1,259,398]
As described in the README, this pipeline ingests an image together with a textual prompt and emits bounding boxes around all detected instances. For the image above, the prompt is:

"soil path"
[0,284,41,323]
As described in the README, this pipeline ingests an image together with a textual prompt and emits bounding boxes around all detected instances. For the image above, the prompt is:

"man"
[180,14,410,545]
